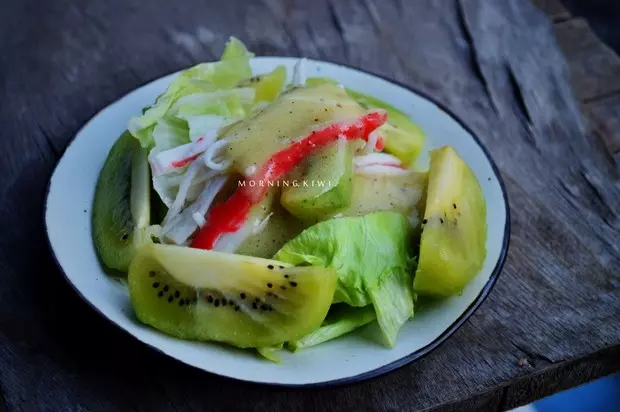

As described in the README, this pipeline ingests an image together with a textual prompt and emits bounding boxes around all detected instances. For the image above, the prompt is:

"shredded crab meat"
[362,130,381,155]
[149,132,218,177]
[212,219,256,253]
[292,58,307,86]
[211,211,273,253]
[354,153,412,176]
[356,165,411,176]
[162,175,227,245]
[192,212,207,228]
[254,212,273,234]
[354,152,402,168]
[161,154,206,227]
[204,139,233,170]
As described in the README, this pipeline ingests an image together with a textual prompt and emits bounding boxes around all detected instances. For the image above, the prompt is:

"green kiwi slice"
[128,243,337,348]
[92,131,150,272]
[414,146,487,296]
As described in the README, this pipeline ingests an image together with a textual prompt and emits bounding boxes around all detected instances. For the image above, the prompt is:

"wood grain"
[530,0,571,22]
[585,93,620,169]
[553,18,620,102]
[0,0,619,411]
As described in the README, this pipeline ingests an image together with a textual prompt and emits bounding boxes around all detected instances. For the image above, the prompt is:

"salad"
[92,38,487,361]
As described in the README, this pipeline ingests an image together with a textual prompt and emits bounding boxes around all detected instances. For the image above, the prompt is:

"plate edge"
[42,56,511,388]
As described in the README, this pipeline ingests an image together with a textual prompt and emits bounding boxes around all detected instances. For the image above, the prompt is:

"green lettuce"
[257,343,284,363]
[288,305,376,351]
[128,37,254,148]
[275,212,415,347]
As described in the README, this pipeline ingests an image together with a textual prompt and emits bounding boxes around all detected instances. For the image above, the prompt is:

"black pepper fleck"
[453,203,457,209]
[284,274,289,279]
[440,218,444,224]
[267,283,273,288]
[423,219,428,224]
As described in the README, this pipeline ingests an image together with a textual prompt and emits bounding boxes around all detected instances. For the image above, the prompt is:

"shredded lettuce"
[128,37,254,149]
[275,212,415,347]
[128,38,256,209]
[257,343,284,363]
[288,305,376,351]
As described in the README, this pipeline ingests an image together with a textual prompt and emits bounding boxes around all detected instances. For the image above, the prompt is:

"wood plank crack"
[326,0,349,59]
[512,342,554,367]
[456,0,501,116]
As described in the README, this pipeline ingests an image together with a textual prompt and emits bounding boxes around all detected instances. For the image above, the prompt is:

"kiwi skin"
[93,131,150,273]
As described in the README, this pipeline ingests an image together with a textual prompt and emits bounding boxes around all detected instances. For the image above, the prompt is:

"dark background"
[563,0,620,53]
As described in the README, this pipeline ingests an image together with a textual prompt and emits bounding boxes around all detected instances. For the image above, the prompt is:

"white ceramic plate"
[45,57,509,386]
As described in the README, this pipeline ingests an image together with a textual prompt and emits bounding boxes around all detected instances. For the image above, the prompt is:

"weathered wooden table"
[1,0,619,410]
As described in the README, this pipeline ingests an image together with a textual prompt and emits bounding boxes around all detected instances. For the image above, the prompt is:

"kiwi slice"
[342,171,427,218]
[93,131,150,272]
[280,140,357,222]
[129,243,337,348]
[240,65,287,103]
[414,146,487,297]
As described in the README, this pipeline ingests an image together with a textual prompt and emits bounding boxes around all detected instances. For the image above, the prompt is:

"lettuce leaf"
[288,305,376,351]
[128,37,254,148]
[275,212,414,347]
[257,343,284,363]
